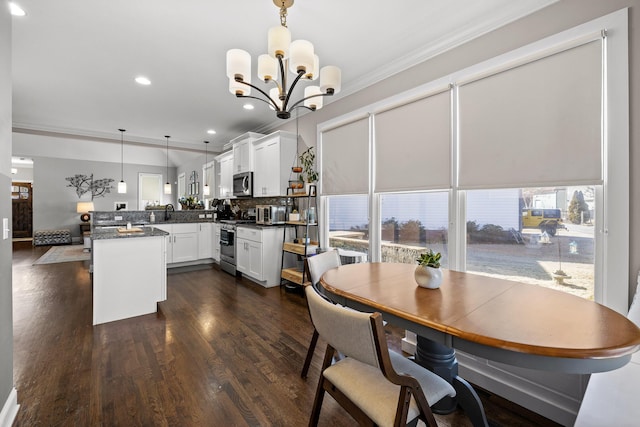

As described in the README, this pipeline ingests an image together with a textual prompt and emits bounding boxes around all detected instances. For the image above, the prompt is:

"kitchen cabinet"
[197,222,213,259]
[216,151,234,198]
[212,223,221,262]
[231,132,263,174]
[153,223,198,264]
[236,226,284,287]
[253,131,297,197]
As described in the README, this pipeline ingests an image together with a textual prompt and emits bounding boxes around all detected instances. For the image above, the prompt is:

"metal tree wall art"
[65,174,114,199]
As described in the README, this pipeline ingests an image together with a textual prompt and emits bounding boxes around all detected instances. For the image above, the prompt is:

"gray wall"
[279,0,640,304]
[0,1,14,415]
[33,157,175,238]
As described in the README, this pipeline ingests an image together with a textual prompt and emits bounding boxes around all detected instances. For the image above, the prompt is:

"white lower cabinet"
[236,226,283,287]
[153,223,200,264]
[197,222,213,259]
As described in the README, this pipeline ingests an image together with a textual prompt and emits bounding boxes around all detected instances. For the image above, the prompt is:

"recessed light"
[135,76,151,85]
[243,104,254,110]
[9,2,26,16]
[207,129,216,135]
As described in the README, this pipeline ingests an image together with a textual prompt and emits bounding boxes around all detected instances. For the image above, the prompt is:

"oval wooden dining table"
[320,262,640,426]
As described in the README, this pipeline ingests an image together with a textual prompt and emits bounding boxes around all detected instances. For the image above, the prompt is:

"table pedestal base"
[414,336,489,427]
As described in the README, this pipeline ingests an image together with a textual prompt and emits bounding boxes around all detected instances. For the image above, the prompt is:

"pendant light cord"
[119,129,125,180]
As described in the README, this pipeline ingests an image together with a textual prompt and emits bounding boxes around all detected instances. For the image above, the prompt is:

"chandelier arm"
[237,93,283,110]
[276,55,288,95]
[281,69,307,112]
[287,91,334,112]
[235,79,281,111]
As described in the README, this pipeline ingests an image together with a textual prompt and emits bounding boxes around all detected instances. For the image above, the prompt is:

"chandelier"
[226,0,341,119]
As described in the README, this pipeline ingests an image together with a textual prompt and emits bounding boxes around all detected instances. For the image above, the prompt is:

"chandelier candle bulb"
[304,86,323,110]
[306,55,319,80]
[320,65,342,94]
[268,25,291,58]
[226,49,251,81]
[229,79,250,96]
[258,54,278,81]
[289,40,314,73]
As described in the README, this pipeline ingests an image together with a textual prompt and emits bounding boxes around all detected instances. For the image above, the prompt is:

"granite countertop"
[91,226,170,240]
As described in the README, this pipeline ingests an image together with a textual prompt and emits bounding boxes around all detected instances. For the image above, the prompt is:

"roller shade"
[458,39,602,189]
[321,117,369,195]
[375,89,451,192]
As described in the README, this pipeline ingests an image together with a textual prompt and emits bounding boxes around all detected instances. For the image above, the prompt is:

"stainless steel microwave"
[256,205,286,225]
[233,172,253,197]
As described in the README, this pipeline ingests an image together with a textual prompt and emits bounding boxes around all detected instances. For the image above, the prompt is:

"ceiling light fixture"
[164,135,172,194]
[203,141,210,196]
[117,129,127,193]
[9,2,26,16]
[207,129,217,135]
[226,0,341,119]
[135,76,151,85]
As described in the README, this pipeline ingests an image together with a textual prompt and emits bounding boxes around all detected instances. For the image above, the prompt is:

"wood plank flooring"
[11,242,560,426]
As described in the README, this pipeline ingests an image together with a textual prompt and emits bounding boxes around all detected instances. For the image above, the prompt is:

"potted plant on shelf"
[299,146,319,195]
[415,249,443,289]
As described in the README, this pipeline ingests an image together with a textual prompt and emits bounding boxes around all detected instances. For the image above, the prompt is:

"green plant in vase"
[299,146,319,195]
[415,249,443,289]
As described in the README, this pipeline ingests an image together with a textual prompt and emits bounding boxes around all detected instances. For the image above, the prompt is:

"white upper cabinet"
[231,132,264,174]
[216,151,234,199]
[253,131,297,197]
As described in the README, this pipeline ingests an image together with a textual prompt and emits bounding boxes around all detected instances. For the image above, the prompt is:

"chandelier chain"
[279,2,287,27]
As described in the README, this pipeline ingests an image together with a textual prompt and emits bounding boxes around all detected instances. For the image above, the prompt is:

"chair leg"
[301,328,319,378]
[309,345,335,426]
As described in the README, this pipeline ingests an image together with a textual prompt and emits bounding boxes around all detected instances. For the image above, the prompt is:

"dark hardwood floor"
[11,242,560,426]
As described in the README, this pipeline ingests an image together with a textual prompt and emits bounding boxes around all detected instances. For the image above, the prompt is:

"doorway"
[11,182,32,239]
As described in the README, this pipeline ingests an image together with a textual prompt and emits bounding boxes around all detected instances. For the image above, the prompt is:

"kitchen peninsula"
[91,226,168,325]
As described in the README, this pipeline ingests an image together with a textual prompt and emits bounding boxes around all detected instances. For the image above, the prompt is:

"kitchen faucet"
[164,204,174,221]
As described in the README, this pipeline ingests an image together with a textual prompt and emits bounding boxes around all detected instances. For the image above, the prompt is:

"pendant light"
[203,140,210,196]
[164,135,172,194]
[117,129,127,193]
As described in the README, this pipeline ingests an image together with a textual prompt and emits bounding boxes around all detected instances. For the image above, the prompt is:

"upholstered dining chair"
[305,285,456,427]
[300,249,341,378]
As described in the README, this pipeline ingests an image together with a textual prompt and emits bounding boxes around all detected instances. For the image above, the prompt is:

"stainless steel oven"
[220,223,236,275]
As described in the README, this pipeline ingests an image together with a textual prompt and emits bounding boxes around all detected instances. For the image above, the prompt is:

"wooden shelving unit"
[280,185,317,288]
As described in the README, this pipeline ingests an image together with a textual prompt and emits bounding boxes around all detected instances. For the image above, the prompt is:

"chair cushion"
[323,352,455,426]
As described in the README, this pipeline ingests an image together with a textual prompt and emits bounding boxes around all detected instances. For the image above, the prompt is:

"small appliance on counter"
[256,205,286,225]
[212,199,232,220]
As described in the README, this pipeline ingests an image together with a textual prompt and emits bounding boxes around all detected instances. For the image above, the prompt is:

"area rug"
[33,245,90,265]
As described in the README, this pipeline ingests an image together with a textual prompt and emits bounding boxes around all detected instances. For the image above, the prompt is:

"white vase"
[414,265,443,289]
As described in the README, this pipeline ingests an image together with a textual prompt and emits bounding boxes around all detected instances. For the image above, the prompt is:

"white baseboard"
[0,388,19,427]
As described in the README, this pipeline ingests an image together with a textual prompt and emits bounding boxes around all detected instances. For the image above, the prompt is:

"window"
[138,173,162,209]
[327,195,369,255]
[466,187,596,300]
[380,192,448,266]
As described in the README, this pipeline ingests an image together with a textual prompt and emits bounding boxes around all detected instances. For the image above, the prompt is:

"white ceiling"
[11,0,557,154]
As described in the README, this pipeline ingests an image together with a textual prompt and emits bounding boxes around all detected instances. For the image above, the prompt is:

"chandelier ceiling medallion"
[226,0,341,119]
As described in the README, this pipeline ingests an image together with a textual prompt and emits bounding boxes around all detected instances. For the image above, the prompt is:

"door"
[11,182,33,238]
[247,240,263,280]
[236,238,250,274]
[197,223,213,259]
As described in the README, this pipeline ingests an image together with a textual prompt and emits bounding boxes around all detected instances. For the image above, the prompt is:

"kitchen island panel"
[92,235,166,325]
